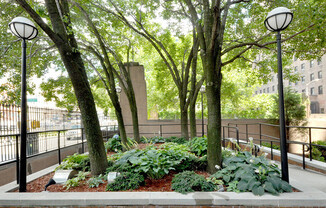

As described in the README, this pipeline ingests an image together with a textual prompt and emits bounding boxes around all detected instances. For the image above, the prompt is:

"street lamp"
[9,17,38,192]
[200,85,206,137]
[265,7,293,183]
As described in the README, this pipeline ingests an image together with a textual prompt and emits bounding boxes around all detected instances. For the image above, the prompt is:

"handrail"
[226,121,326,170]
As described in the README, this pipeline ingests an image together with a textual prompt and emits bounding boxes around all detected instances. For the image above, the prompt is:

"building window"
[301,63,305,71]
[318,85,323,94]
[321,108,325,114]
[311,87,315,95]
[295,81,298,86]
[317,58,322,65]
[294,66,298,72]
[310,60,314,68]
[260,90,262,94]
[302,89,305,93]
[301,76,305,83]
[263,89,265,93]
[318,71,322,79]
[310,73,314,81]
[255,91,258,94]
[267,87,270,93]
[272,86,275,91]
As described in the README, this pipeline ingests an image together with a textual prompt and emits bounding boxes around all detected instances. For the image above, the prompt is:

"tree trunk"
[180,96,189,139]
[113,103,128,150]
[129,100,140,142]
[205,58,223,173]
[57,46,108,175]
[189,98,197,138]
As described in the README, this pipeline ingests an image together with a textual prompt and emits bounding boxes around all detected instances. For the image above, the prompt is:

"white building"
[256,55,325,114]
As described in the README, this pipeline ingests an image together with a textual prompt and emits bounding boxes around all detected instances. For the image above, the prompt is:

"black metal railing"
[226,122,326,169]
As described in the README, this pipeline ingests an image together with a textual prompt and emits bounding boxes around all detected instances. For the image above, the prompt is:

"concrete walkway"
[0,163,325,207]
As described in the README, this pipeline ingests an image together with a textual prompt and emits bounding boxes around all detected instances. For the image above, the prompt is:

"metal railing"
[226,122,326,169]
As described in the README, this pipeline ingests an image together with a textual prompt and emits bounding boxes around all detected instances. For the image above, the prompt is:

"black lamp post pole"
[276,31,289,183]
[201,92,204,137]
[19,39,27,192]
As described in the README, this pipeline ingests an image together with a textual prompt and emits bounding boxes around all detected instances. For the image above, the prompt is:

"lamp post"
[265,7,293,182]
[9,17,38,192]
[200,85,205,137]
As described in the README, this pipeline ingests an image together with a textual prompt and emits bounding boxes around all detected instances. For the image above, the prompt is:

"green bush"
[165,136,187,144]
[105,134,136,152]
[140,136,165,144]
[106,172,144,191]
[312,141,326,162]
[187,137,207,157]
[55,153,90,171]
[64,171,89,190]
[87,174,105,188]
[171,171,215,194]
[261,142,280,150]
[210,151,292,196]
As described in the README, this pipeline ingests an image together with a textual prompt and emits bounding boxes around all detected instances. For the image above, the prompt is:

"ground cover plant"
[52,136,292,195]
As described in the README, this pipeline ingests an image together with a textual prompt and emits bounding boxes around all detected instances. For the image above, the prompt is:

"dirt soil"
[21,170,210,192]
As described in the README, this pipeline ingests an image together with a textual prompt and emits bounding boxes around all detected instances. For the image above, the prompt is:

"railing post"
[302,144,306,170]
[160,125,162,138]
[259,124,262,146]
[58,131,61,165]
[270,141,274,160]
[309,128,312,161]
[81,128,84,153]
[246,124,248,143]
[236,128,239,145]
[16,135,19,184]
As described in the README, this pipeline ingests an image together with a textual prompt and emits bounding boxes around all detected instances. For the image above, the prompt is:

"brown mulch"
[19,170,209,192]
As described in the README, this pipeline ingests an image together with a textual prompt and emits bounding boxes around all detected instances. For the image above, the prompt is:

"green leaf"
[252,186,265,196]
[223,175,231,183]
[264,181,278,195]
[237,180,249,191]
[280,181,293,193]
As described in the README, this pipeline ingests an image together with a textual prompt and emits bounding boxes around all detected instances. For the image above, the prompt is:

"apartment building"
[256,55,325,114]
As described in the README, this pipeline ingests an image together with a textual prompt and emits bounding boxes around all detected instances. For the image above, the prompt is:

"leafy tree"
[267,87,306,126]
[13,0,108,175]
[183,0,326,173]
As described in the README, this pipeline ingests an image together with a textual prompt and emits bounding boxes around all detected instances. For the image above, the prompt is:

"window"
[317,58,322,65]
[311,87,315,95]
[255,91,258,94]
[310,73,314,81]
[263,89,266,93]
[321,108,325,114]
[272,86,275,91]
[310,60,314,68]
[301,63,305,71]
[267,87,270,93]
[294,66,298,72]
[301,76,305,83]
[295,81,298,86]
[260,90,262,94]
[302,89,306,93]
[272,76,274,82]
[318,71,322,79]
[318,86,323,94]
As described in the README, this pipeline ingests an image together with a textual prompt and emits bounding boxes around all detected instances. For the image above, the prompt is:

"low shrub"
[55,153,90,171]
[64,171,89,190]
[140,136,165,144]
[261,142,280,150]
[187,137,207,157]
[312,141,326,162]
[210,151,292,196]
[165,136,187,144]
[171,171,215,194]
[105,134,136,152]
[87,174,105,188]
[106,172,144,191]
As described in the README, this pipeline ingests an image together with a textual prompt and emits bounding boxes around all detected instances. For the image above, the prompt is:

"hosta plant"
[210,151,292,196]
[187,137,208,157]
[106,172,144,191]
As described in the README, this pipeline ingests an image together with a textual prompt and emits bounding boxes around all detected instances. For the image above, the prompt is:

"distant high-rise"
[256,55,325,114]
